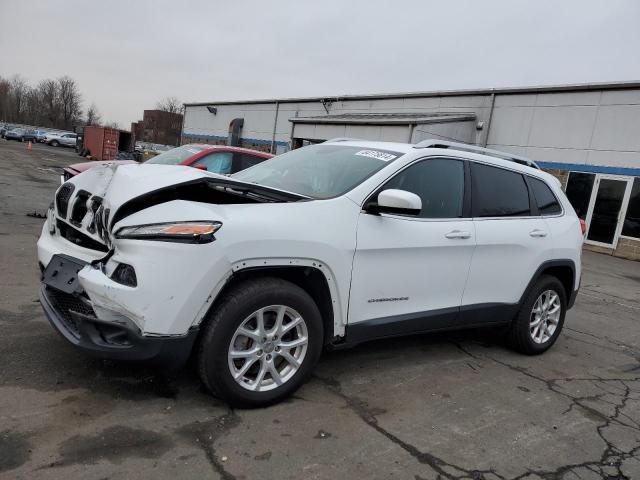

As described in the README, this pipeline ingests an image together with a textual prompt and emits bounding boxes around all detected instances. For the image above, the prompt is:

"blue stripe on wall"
[537,161,640,177]
[183,132,288,147]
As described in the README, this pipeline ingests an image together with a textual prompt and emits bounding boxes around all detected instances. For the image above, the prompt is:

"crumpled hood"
[54,164,227,246]
[53,163,302,248]
[69,164,214,209]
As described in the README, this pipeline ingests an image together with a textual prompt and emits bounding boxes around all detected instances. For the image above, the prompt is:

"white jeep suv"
[37,139,583,407]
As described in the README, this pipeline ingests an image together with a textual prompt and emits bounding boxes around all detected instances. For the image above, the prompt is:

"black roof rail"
[413,139,540,169]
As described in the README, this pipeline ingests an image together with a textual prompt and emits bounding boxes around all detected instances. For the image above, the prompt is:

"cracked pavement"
[1,140,639,479]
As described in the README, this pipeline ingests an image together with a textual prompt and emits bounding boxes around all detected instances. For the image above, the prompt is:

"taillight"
[579,219,587,236]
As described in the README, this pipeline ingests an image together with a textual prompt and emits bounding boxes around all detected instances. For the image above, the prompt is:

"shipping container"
[82,126,134,161]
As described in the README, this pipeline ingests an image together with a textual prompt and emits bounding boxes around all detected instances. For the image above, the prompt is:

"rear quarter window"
[529,177,562,215]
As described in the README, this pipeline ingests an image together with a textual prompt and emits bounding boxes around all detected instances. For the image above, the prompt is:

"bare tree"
[103,121,120,129]
[85,103,102,126]
[23,87,42,125]
[0,76,10,122]
[10,75,29,122]
[156,96,182,114]
[37,79,60,127]
[57,76,82,129]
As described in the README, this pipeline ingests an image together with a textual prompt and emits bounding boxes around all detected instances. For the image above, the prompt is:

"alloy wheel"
[228,305,308,392]
[529,290,561,344]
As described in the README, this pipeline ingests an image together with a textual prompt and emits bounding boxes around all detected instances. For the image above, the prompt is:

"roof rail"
[323,137,362,143]
[413,139,540,169]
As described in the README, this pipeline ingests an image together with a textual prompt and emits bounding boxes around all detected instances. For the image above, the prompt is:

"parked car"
[43,132,64,144]
[61,144,273,180]
[5,128,37,142]
[47,132,77,147]
[37,139,583,407]
[35,130,50,143]
[0,125,14,138]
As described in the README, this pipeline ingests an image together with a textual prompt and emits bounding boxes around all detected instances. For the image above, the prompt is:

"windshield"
[145,145,207,165]
[233,144,402,199]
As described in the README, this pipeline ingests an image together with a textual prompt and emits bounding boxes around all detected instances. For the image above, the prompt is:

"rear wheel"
[507,275,566,354]
[198,277,323,407]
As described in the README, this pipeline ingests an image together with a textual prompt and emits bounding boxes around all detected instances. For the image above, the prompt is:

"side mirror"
[193,164,208,171]
[368,189,422,216]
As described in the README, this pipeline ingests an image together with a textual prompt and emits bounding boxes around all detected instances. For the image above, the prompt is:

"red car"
[62,144,273,181]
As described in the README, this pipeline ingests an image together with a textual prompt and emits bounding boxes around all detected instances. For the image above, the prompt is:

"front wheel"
[198,277,323,407]
[507,275,566,355]
[50,140,59,147]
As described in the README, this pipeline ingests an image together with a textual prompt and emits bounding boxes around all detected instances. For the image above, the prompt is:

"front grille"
[99,208,111,246]
[57,219,109,252]
[70,190,91,227]
[46,287,96,338]
[87,197,103,234]
[56,183,75,218]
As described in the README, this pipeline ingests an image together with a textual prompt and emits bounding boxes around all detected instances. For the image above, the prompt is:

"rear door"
[62,134,77,147]
[349,157,475,330]
[461,162,553,320]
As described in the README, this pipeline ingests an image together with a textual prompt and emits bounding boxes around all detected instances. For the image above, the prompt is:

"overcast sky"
[2,0,639,127]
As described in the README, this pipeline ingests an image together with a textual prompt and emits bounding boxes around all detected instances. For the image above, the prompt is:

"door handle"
[529,229,548,238]
[445,230,471,239]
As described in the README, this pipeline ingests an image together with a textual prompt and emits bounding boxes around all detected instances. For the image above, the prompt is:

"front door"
[585,176,633,248]
[349,158,475,329]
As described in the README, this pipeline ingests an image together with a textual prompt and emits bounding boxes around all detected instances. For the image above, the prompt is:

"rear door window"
[529,177,562,215]
[232,153,265,173]
[471,163,531,217]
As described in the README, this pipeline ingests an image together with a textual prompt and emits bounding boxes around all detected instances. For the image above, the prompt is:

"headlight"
[115,221,222,244]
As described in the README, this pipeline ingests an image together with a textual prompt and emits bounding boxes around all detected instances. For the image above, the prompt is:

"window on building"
[382,158,465,218]
[565,172,595,219]
[529,177,562,215]
[622,177,640,239]
[471,163,530,217]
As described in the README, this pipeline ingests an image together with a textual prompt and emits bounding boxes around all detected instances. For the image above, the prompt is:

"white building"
[183,82,640,260]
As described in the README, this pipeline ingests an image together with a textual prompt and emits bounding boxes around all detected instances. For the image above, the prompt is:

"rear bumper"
[39,284,198,366]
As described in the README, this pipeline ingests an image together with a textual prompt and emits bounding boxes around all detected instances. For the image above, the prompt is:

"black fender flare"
[518,259,577,309]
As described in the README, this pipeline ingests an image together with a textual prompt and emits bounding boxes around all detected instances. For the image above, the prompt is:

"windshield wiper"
[210,180,309,202]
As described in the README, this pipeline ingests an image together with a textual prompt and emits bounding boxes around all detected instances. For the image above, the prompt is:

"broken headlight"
[115,221,222,244]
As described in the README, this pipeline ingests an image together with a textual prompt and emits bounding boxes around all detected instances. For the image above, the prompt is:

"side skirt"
[340,303,517,348]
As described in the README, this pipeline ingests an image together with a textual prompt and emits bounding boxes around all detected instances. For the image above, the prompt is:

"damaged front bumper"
[39,254,198,366]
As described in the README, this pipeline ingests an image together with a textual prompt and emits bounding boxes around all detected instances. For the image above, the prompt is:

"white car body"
[46,132,76,147]
[37,139,583,404]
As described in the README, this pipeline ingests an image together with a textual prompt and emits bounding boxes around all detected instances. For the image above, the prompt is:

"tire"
[198,277,323,408]
[507,274,566,355]
[50,140,59,147]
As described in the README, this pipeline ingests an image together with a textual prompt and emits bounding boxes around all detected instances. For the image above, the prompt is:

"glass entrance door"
[585,177,632,247]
